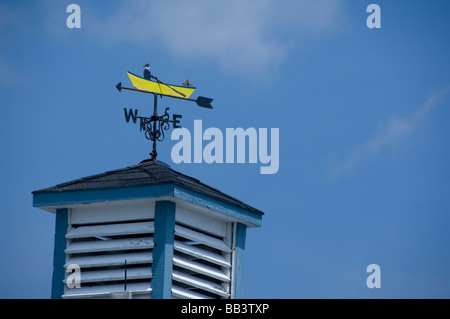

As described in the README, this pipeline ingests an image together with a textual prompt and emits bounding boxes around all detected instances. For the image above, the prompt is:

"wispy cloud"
[331,86,450,177]
[1,0,343,83]
[87,0,343,79]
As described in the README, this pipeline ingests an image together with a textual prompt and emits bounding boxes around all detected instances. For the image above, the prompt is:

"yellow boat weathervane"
[116,65,214,160]
[116,65,213,109]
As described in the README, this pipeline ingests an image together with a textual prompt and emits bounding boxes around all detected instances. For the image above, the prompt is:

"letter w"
[124,108,138,123]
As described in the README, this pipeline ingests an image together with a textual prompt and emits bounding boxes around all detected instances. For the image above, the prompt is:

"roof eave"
[32,183,263,227]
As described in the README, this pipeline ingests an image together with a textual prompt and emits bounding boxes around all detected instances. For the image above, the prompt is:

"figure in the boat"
[182,78,194,88]
[143,64,157,81]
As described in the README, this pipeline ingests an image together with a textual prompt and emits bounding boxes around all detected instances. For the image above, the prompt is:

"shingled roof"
[32,160,264,215]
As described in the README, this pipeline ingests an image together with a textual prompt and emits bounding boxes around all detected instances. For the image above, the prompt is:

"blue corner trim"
[151,201,176,299]
[233,223,247,299]
[51,208,68,299]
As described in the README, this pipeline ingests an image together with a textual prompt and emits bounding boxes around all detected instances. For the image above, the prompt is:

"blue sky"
[1,0,449,298]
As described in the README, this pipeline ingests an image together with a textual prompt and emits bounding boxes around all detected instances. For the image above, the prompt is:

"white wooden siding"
[171,285,212,299]
[173,255,230,282]
[172,270,230,298]
[65,252,153,268]
[62,200,237,299]
[175,224,231,253]
[70,199,155,225]
[65,237,154,254]
[66,221,154,239]
[172,220,233,299]
[64,203,154,299]
[173,240,230,268]
[62,282,151,299]
[63,267,152,284]
[175,204,227,238]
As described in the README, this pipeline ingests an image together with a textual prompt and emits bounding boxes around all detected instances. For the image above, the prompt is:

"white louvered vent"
[171,223,232,299]
[62,219,154,299]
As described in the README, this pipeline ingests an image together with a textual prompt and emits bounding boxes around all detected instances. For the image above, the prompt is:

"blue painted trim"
[173,186,262,227]
[151,201,176,299]
[51,208,68,299]
[33,184,174,208]
[33,183,262,227]
[232,223,247,299]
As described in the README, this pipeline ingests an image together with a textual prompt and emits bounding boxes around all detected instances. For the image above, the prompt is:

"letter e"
[173,114,182,129]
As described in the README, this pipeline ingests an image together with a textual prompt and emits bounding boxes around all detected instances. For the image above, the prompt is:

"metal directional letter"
[124,108,138,124]
[116,67,213,160]
[172,114,182,129]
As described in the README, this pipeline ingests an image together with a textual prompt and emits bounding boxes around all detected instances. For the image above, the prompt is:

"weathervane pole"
[150,94,158,161]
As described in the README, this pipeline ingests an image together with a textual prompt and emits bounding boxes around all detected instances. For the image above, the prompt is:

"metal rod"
[151,94,158,160]
[117,83,213,108]
[119,85,199,104]
[152,94,157,116]
[124,259,127,291]
[155,78,186,97]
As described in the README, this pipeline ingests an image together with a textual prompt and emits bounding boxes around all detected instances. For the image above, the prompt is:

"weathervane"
[116,64,213,160]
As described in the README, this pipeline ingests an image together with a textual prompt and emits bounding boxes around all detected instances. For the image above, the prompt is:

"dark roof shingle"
[33,160,263,215]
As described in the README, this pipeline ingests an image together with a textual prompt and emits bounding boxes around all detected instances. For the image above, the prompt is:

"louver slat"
[63,267,152,284]
[173,240,230,268]
[172,270,230,298]
[64,212,155,299]
[65,251,153,268]
[172,285,213,299]
[175,224,231,253]
[62,282,152,299]
[66,221,154,239]
[65,237,154,254]
[173,255,230,282]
